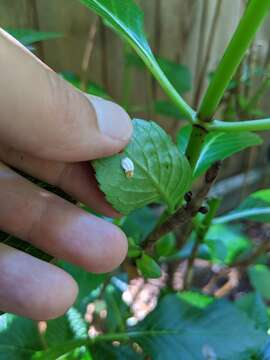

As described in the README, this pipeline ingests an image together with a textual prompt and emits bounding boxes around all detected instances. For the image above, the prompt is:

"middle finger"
[0,162,127,273]
[0,145,118,217]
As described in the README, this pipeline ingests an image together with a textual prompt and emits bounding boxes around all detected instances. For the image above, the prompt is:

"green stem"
[187,0,270,171]
[183,197,221,289]
[146,57,196,122]
[185,125,208,170]
[208,118,270,132]
[201,197,222,231]
[198,0,270,121]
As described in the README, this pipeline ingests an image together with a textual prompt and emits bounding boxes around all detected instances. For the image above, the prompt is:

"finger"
[0,162,127,273]
[0,29,132,161]
[0,145,119,217]
[0,243,78,320]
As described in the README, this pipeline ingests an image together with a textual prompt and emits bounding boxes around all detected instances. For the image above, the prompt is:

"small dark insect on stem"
[144,161,222,254]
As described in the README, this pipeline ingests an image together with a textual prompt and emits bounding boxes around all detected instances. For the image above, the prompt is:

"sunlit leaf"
[194,131,262,178]
[93,119,191,215]
[177,126,262,178]
[178,291,214,309]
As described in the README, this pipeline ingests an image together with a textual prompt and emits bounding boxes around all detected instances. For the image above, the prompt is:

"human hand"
[0,29,132,320]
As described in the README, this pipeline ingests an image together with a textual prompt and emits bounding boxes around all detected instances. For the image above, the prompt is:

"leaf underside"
[93,119,191,215]
[80,0,151,56]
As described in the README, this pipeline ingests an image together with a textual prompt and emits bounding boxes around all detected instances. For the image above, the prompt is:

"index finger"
[0,29,132,162]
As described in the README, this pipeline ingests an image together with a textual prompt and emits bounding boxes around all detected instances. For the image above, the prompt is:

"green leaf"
[79,0,195,122]
[176,126,262,177]
[0,314,42,359]
[157,57,192,94]
[136,253,161,279]
[80,0,151,57]
[214,189,270,224]
[194,131,262,178]
[236,293,269,331]
[93,119,191,215]
[126,52,192,95]
[59,261,106,314]
[135,294,268,360]
[154,100,184,120]
[248,265,270,300]
[87,82,111,99]
[178,291,214,309]
[6,28,62,46]
[205,224,251,265]
[155,232,176,258]
[127,237,142,258]
[45,315,74,347]
[177,125,193,154]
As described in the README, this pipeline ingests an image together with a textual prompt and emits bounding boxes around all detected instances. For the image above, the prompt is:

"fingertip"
[37,269,79,321]
[0,244,79,321]
[89,95,133,142]
[82,223,128,274]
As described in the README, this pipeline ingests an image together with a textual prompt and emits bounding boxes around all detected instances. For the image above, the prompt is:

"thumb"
[0,28,132,162]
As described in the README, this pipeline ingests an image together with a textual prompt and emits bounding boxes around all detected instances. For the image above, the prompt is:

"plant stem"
[185,125,208,170]
[144,162,221,253]
[208,118,270,132]
[182,197,221,289]
[198,0,270,121]
[146,57,196,122]
[182,235,201,289]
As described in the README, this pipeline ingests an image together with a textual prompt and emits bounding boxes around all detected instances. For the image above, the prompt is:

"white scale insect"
[121,157,134,178]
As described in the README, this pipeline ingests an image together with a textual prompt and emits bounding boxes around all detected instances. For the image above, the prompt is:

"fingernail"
[89,95,133,142]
